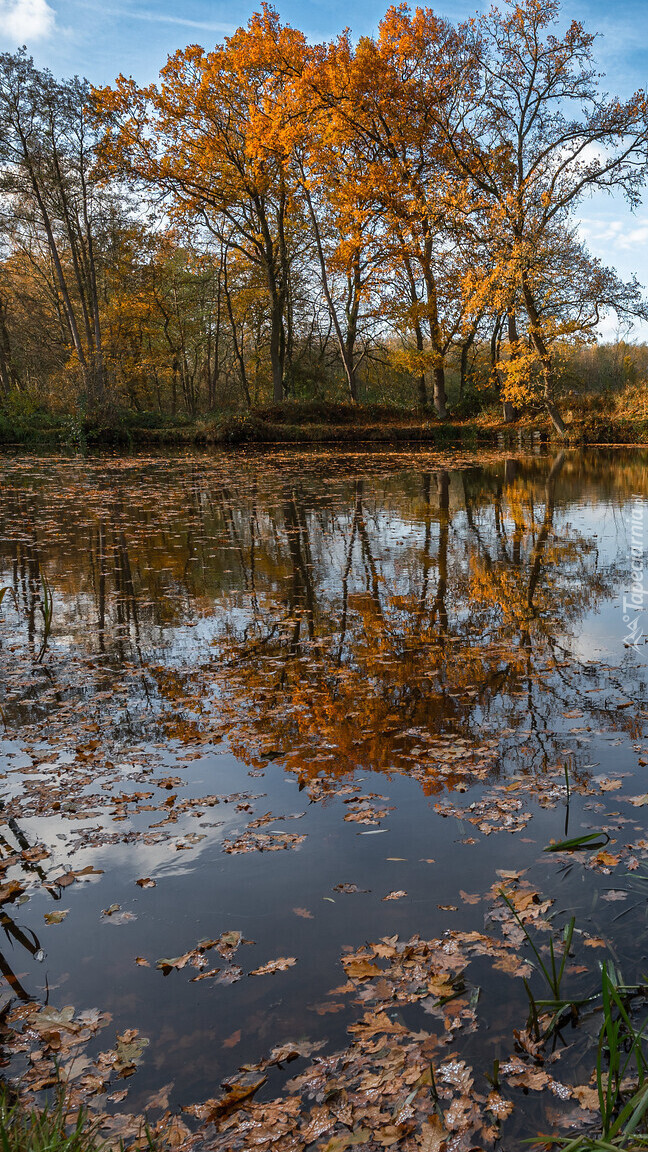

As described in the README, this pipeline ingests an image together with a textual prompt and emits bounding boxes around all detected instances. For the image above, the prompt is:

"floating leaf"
[113,1029,149,1076]
[342,958,383,980]
[249,957,297,976]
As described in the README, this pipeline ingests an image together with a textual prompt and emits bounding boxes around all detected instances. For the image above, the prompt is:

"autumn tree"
[491,229,648,412]
[430,0,648,433]
[0,50,111,408]
[301,9,478,417]
[95,7,311,404]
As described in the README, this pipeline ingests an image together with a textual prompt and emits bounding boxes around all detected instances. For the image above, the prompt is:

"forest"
[2,0,648,440]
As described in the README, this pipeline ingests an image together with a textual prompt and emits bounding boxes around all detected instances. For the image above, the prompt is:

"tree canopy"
[0,0,647,429]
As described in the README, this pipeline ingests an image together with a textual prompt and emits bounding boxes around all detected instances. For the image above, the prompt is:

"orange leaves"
[342,957,383,980]
[95,13,309,210]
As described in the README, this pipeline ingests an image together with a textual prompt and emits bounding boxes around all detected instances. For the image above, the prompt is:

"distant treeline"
[2,0,648,434]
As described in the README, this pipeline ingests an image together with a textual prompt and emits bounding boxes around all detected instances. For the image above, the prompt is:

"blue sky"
[1,0,648,340]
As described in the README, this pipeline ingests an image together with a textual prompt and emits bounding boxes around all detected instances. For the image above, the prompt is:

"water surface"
[0,446,647,1146]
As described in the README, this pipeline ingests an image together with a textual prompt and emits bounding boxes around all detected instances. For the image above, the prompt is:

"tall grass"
[0,1092,104,1152]
[533,964,648,1149]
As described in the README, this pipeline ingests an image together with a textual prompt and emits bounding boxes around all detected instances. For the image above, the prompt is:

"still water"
[0,447,647,1146]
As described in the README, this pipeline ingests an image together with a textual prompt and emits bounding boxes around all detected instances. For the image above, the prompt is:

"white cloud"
[579,216,648,252]
[76,2,235,35]
[0,0,55,41]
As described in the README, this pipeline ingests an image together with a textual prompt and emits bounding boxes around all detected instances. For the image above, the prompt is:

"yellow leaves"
[497,343,543,407]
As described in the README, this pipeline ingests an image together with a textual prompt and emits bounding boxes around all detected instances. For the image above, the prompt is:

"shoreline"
[1,407,647,450]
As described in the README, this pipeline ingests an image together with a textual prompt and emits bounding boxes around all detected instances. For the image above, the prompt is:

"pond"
[0,446,647,1149]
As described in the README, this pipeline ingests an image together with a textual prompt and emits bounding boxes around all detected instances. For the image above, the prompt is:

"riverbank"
[1,400,647,449]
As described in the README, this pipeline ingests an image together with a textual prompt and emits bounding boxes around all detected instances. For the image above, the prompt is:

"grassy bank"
[0,398,647,450]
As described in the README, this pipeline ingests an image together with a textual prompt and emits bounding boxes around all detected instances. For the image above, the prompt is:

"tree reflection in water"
[0,449,644,789]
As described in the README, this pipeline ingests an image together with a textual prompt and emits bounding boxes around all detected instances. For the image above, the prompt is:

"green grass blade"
[544,832,611,852]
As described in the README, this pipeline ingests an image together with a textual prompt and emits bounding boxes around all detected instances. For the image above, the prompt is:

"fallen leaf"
[0,881,24,904]
[44,910,69,924]
[146,1082,174,1112]
[342,958,383,979]
[249,957,296,976]
[416,1116,447,1151]
[573,1085,600,1111]
[113,1029,149,1076]
[487,1091,514,1119]
[183,1073,267,1120]
[56,866,103,887]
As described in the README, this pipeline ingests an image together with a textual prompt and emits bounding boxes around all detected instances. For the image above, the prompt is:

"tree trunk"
[459,325,477,400]
[490,314,503,379]
[400,251,427,407]
[0,295,19,393]
[269,291,285,404]
[432,366,447,419]
[301,178,358,402]
[79,147,106,408]
[343,252,362,403]
[521,273,566,437]
[503,309,520,423]
[223,252,251,407]
[208,252,223,410]
[421,235,447,418]
[255,196,286,404]
[27,160,88,382]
